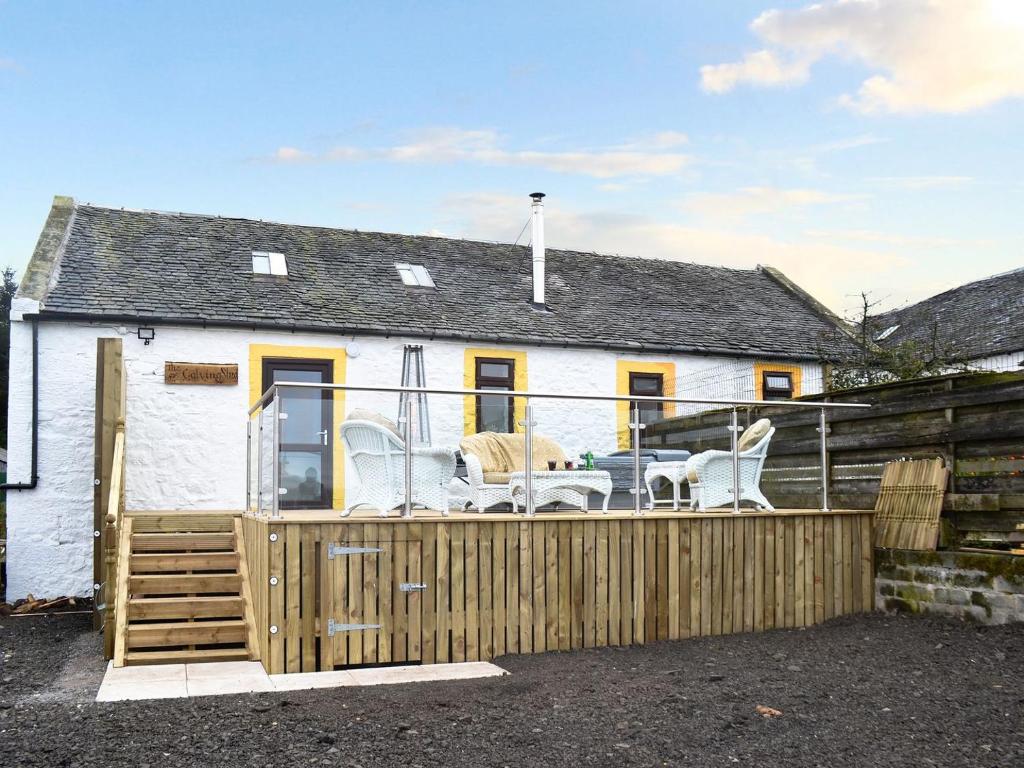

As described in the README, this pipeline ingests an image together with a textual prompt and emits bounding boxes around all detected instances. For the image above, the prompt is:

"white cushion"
[346,408,402,439]
[738,418,771,452]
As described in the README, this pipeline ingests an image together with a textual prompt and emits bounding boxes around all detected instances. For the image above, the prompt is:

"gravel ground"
[1,611,1022,767]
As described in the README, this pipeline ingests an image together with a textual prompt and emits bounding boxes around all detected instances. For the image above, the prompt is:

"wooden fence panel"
[244,510,873,674]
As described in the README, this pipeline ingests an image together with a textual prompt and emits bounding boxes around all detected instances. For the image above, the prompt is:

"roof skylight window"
[875,324,900,341]
[395,263,435,288]
[252,250,288,276]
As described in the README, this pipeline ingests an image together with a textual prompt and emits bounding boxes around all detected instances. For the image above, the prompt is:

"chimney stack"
[530,192,546,306]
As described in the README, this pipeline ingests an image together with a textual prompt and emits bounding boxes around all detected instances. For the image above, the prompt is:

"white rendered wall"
[4,318,824,599]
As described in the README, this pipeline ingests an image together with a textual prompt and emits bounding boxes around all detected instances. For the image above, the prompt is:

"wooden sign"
[165,362,239,385]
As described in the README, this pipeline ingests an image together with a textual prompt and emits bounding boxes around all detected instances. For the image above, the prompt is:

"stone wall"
[876,548,1024,625]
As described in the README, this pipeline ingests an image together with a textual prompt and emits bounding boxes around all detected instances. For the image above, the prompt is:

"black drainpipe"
[1,317,39,491]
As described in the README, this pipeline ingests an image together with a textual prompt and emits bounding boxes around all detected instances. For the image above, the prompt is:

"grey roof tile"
[876,267,1024,359]
[39,203,859,360]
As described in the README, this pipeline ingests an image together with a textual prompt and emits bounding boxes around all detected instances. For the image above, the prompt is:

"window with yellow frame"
[615,360,676,449]
[753,362,802,400]
[462,348,528,435]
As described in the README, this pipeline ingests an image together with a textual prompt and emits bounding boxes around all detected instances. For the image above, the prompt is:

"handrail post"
[402,396,413,518]
[245,419,251,512]
[730,407,741,514]
[631,404,644,516]
[257,407,264,517]
[818,406,830,512]
[524,398,534,516]
[271,387,282,520]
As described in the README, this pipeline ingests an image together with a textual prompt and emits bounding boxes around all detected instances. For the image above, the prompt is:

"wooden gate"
[320,536,424,669]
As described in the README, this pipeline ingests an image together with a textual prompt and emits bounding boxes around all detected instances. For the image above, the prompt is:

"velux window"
[395,263,435,288]
[252,250,288,276]
[762,371,794,401]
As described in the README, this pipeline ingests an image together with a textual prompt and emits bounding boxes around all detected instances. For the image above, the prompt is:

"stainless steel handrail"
[248,381,871,415]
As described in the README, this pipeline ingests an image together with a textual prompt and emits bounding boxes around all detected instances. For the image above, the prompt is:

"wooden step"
[126,619,247,648]
[129,596,244,620]
[127,511,238,534]
[129,573,241,595]
[123,647,251,666]
[130,552,239,572]
[131,532,235,552]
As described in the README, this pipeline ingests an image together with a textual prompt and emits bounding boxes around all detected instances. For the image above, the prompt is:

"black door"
[262,359,333,510]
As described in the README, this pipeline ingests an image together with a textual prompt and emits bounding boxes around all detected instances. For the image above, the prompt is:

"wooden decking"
[240,508,875,675]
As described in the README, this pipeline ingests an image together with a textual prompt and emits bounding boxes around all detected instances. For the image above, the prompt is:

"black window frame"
[628,372,664,447]
[475,357,516,433]
[761,370,794,401]
[261,357,334,510]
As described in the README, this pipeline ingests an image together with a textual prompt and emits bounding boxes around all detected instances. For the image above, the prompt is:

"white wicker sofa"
[459,431,570,512]
[686,418,775,512]
[339,410,457,516]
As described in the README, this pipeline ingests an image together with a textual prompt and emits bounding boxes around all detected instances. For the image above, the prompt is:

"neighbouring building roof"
[21,197,861,361]
[874,267,1024,361]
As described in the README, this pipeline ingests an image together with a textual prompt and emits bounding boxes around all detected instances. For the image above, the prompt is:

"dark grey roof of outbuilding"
[27,199,861,360]
[875,267,1024,360]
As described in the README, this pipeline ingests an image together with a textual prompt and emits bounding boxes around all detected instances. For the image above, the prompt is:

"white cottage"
[4,194,860,599]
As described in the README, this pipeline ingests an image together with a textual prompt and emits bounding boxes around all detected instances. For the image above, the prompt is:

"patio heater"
[397,344,431,445]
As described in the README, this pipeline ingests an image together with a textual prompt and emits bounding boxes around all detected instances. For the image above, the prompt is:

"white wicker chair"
[340,419,457,516]
[686,428,775,512]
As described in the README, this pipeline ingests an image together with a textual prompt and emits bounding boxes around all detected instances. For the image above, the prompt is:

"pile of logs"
[0,594,83,616]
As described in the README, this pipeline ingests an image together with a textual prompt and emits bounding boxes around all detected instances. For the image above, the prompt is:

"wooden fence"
[643,370,1024,547]
[241,510,874,674]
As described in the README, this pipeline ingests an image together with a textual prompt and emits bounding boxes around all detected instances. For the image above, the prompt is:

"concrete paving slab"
[184,661,267,680]
[186,675,275,697]
[101,660,187,684]
[268,670,359,690]
[96,680,189,702]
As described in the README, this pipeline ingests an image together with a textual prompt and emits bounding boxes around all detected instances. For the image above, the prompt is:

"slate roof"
[31,201,860,360]
[875,267,1024,360]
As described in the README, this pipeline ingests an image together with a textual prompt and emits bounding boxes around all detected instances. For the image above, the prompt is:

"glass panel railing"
[247,382,868,517]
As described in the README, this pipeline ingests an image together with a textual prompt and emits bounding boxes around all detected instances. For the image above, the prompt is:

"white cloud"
[270,127,692,179]
[700,49,812,93]
[432,192,899,310]
[700,0,1024,114]
[273,146,313,162]
[682,186,862,221]
[802,228,973,248]
[867,175,973,189]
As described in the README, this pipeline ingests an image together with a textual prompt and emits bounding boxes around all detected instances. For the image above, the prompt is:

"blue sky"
[2,1,1022,313]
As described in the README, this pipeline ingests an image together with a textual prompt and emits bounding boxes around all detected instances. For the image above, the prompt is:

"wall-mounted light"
[137,327,155,345]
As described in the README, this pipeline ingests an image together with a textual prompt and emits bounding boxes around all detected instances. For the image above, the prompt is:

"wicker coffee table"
[508,470,614,513]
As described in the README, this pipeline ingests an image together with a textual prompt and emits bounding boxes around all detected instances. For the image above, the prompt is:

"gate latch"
[400,582,427,593]
[327,544,383,560]
[327,618,381,637]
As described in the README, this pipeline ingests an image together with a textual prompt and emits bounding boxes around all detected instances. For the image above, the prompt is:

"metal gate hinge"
[400,582,427,592]
[327,618,381,637]
[327,543,383,560]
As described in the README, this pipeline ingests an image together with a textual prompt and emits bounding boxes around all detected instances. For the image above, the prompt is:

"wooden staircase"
[114,513,259,666]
